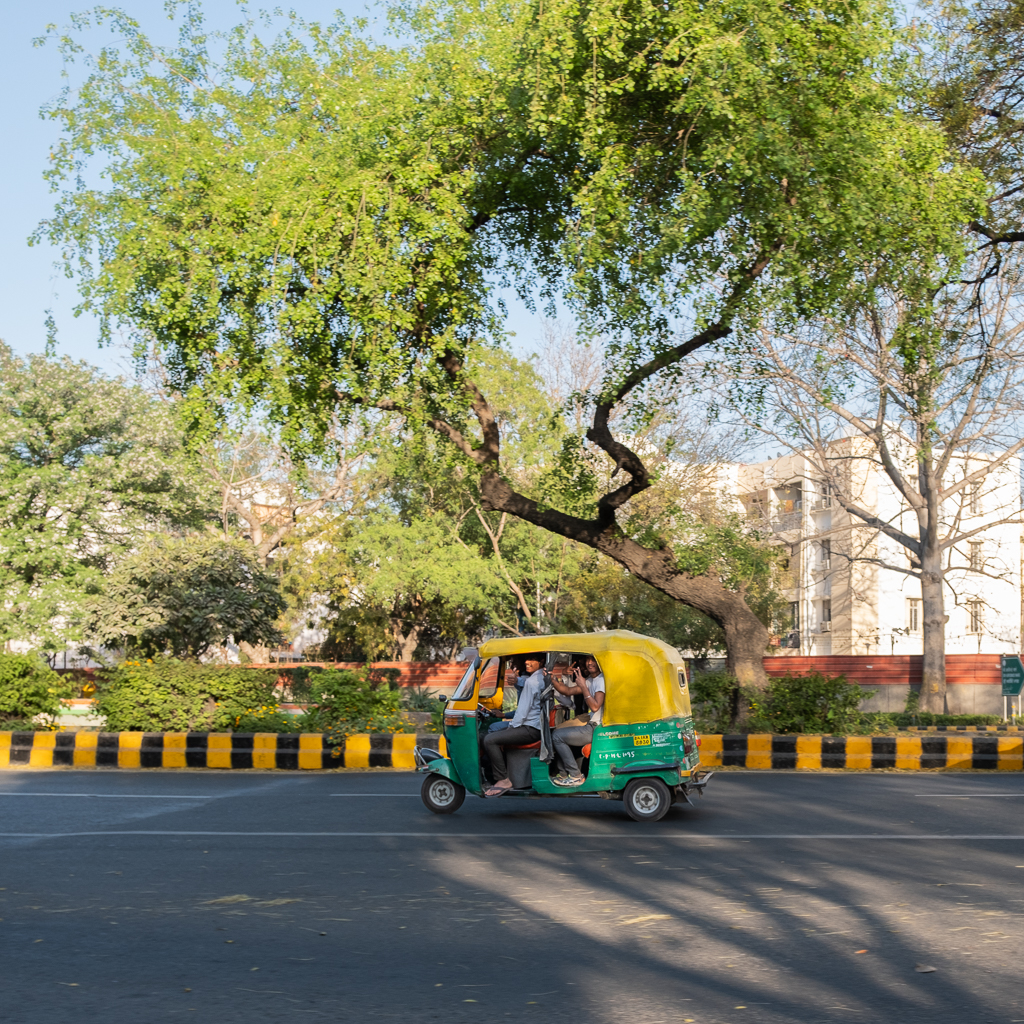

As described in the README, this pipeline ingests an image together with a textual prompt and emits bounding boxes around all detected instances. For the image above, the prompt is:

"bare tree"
[714,264,1024,711]
[206,426,366,567]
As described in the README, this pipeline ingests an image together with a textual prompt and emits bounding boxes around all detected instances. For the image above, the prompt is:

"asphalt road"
[1,769,1024,1024]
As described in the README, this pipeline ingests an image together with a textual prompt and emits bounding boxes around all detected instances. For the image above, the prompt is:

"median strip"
[0,732,446,770]
[2,731,1021,770]
[698,734,1024,770]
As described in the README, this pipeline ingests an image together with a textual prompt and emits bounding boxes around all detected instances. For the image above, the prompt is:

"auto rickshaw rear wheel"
[421,773,466,815]
[623,777,672,822]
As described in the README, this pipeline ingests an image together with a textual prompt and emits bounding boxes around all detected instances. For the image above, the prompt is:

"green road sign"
[1001,655,1024,696]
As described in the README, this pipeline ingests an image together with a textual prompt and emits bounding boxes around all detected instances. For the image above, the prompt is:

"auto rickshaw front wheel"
[421,773,466,815]
[623,777,672,822]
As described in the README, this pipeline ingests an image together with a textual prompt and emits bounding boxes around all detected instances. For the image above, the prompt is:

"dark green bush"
[873,712,1001,730]
[689,669,739,733]
[95,659,278,731]
[0,653,74,728]
[301,667,410,737]
[747,671,873,734]
[688,668,1003,734]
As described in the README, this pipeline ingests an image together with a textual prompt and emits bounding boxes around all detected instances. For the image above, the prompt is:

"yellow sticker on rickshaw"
[633,734,651,746]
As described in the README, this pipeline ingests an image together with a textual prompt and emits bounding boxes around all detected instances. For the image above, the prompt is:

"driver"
[482,653,546,797]
[550,655,605,787]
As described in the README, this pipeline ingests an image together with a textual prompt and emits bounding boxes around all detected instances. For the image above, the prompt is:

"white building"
[725,443,1022,657]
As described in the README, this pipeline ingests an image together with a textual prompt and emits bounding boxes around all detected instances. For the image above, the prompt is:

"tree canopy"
[37,0,987,680]
[89,533,286,658]
[0,345,209,649]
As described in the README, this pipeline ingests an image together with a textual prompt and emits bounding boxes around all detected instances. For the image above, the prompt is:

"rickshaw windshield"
[478,657,502,697]
[451,658,480,702]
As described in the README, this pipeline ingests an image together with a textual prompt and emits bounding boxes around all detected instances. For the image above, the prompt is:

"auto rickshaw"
[415,630,711,822]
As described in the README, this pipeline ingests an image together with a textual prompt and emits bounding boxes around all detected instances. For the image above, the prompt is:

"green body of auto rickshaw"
[414,630,711,822]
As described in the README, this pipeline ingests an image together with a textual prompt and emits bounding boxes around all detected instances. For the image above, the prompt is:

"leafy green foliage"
[0,653,74,728]
[401,683,440,713]
[90,534,286,658]
[747,672,875,734]
[301,668,410,738]
[689,670,741,734]
[94,660,278,731]
[0,345,210,648]
[34,0,984,673]
[232,703,304,733]
[36,0,982,452]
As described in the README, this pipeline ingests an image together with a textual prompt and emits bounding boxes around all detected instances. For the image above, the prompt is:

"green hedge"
[93,660,419,734]
[690,669,1002,734]
[301,667,409,737]
[95,660,278,732]
[0,653,74,729]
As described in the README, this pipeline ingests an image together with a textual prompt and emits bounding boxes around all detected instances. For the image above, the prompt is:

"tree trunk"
[397,626,421,663]
[919,546,947,714]
[239,641,272,665]
[479,471,770,688]
[720,607,771,690]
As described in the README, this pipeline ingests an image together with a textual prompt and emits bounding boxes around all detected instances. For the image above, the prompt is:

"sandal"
[484,780,513,798]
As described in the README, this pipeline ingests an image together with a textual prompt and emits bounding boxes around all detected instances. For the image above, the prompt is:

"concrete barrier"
[5,730,1021,771]
[0,732,446,770]
[699,733,1024,770]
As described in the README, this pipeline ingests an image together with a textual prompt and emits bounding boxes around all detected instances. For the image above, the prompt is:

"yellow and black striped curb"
[8,730,1022,771]
[0,732,447,770]
[700,734,1024,770]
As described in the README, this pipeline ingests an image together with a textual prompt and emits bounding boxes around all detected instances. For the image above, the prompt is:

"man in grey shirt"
[483,654,546,796]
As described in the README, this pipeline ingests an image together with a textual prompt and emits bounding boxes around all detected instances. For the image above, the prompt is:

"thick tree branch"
[970,220,1024,245]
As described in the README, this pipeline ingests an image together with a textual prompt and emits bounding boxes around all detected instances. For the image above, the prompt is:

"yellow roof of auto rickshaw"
[478,630,689,726]
[478,630,683,665]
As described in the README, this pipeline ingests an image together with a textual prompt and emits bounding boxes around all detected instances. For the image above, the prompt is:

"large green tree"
[39,0,983,684]
[0,345,210,649]
[89,532,286,659]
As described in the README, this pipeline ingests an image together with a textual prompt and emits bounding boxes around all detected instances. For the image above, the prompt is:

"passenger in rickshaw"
[486,659,528,734]
[482,653,546,797]
[550,655,605,787]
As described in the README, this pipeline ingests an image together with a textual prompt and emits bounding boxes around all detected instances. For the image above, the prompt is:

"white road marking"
[916,793,1024,797]
[2,831,1024,839]
[0,793,216,799]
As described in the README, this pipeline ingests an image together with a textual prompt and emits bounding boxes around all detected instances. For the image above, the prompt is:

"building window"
[788,601,800,630]
[969,542,983,571]
[967,600,983,634]
[907,598,921,633]
[819,599,832,632]
[968,481,981,515]
[820,539,831,571]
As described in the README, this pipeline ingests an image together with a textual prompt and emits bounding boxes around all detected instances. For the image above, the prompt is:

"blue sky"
[1,0,546,376]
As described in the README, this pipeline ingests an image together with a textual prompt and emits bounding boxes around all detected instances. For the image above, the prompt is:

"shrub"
[875,712,1001,731]
[689,669,739,733]
[231,704,305,732]
[401,682,439,712]
[0,653,74,728]
[95,659,278,732]
[302,667,410,738]
[747,671,873,734]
